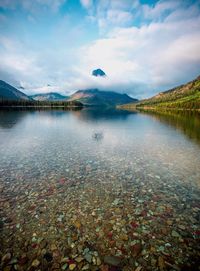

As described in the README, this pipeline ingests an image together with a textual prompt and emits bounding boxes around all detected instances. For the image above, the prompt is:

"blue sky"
[0,0,200,98]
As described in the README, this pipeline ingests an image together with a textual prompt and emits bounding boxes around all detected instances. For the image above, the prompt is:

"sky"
[0,0,200,98]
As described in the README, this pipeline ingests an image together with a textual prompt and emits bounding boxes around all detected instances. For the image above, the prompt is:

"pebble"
[96,257,101,266]
[178,225,186,230]
[82,264,90,270]
[62,263,68,270]
[131,243,142,257]
[44,252,53,262]
[104,256,121,266]
[40,239,48,249]
[69,263,76,270]
[172,230,181,238]
[2,253,11,263]
[75,256,84,263]
[31,259,40,267]
[51,244,57,251]
[158,256,166,270]
[84,253,92,263]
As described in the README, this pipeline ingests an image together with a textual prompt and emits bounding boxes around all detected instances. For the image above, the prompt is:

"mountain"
[0,80,31,101]
[120,75,200,110]
[68,88,137,107]
[92,69,106,77]
[0,80,137,107]
[30,92,68,101]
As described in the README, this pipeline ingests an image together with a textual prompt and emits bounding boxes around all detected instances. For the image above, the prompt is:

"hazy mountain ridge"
[0,80,31,101]
[0,80,137,107]
[30,92,68,101]
[3,75,200,109]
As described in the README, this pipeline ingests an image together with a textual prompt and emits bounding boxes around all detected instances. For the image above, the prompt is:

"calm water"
[0,109,200,271]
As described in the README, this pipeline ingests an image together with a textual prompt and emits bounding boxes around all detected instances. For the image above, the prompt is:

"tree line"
[0,98,83,108]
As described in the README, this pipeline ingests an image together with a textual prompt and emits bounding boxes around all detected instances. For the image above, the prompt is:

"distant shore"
[0,100,84,109]
[117,104,200,112]
[0,105,83,108]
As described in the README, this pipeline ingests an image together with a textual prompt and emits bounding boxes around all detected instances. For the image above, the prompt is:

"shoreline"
[0,105,84,110]
[117,105,200,112]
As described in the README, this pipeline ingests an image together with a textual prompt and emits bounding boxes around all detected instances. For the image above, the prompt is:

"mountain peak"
[0,80,31,101]
[92,69,106,77]
[69,88,137,107]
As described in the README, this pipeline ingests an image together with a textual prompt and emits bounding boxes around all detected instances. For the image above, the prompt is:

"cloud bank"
[0,0,200,98]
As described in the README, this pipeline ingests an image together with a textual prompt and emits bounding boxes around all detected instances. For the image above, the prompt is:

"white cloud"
[71,4,200,97]
[80,0,92,9]
[0,0,66,12]
[82,0,138,33]
[0,0,200,98]
[107,10,133,25]
[142,0,181,20]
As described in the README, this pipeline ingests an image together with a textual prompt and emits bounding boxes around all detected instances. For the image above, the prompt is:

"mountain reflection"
[71,108,136,122]
[0,110,29,128]
[139,110,200,144]
[1,108,200,148]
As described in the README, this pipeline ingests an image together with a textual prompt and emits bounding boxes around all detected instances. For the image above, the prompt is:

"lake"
[0,108,200,271]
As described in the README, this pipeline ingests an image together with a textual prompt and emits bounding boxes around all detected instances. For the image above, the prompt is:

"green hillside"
[120,75,200,110]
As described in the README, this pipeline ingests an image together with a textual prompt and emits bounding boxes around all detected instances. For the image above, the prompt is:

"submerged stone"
[69,263,76,270]
[172,230,181,238]
[61,263,68,270]
[104,256,121,266]
[44,252,53,262]
[1,253,11,263]
[31,259,40,267]
[84,253,92,263]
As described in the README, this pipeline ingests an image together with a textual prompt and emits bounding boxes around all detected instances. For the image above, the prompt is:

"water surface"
[0,109,200,270]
